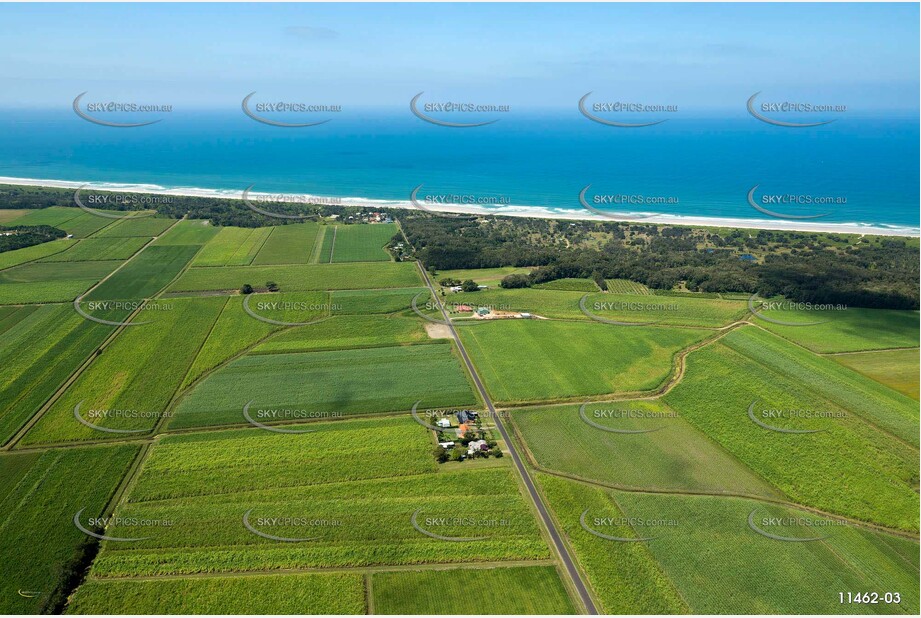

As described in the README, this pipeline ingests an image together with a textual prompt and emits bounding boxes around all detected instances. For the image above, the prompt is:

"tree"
[266,281,279,292]
[461,279,479,292]
[439,278,460,287]
[450,447,465,462]
[500,274,531,289]
[241,284,254,294]
[432,446,448,463]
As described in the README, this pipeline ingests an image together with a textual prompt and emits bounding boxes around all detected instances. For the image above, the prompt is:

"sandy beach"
[1,176,917,238]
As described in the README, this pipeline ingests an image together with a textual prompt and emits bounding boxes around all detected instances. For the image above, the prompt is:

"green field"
[167,261,421,294]
[329,223,396,262]
[86,245,200,302]
[22,298,225,444]
[91,216,174,238]
[0,304,115,444]
[89,417,549,577]
[755,306,920,353]
[539,474,919,614]
[40,237,148,262]
[0,279,102,304]
[153,219,219,245]
[170,342,477,429]
[252,223,320,265]
[330,286,429,314]
[0,260,121,284]
[252,315,429,354]
[68,573,366,614]
[513,401,779,498]
[436,266,533,287]
[191,226,272,266]
[0,209,28,223]
[533,278,599,292]
[459,320,708,403]
[7,207,117,238]
[833,348,920,400]
[0,445,140,614]
[606,279,651,294]
[663,326,919,531]
[0,238,77,269]
[373,566,576,614]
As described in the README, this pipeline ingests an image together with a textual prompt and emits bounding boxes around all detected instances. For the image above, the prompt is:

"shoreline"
[1,175,918,238]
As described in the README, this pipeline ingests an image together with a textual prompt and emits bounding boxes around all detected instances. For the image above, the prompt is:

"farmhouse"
[435,418,451,429]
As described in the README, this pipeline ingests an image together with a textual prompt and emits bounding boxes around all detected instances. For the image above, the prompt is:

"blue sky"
[0,2,917,111]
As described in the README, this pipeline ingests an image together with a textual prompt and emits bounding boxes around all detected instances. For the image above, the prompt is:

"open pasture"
[252,315,429,354]
[663,326,919,531]
[170,342,477,429]
[0,445,139,614]
[7,207,116,238]
[330,286,429,314]
[754,305,919,353]
[153,219,218,245]
[833,348,920,400]
[512,401,779,498]
[458,320,708,404]
[533,278,599,292]
[22,297,225,444]
[606,279,651,294]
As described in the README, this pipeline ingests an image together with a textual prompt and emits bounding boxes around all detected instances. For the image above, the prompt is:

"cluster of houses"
[451,305,533,320]
[345,211,393,224]
[434,409,501,459]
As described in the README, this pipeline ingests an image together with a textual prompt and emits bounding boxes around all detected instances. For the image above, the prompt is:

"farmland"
[0,445,140,614]
[167,261,421,293]
[169,342,478,429]
[252,223,320,264]
[0,199,917,615]
[459,319,708,403]
[88,417,550,577]
[328,223,396,262]
[372,566,576,614]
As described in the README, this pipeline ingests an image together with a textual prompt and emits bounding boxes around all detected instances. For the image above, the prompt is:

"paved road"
[417,264,599,615]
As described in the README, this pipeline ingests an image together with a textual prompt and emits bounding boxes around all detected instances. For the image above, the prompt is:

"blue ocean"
[0,108,917,231]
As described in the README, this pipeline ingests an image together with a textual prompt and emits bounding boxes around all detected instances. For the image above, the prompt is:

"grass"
[191,227,272,266]
[613,488,920,614]
[167,261,421,294]
[330,286,430,314]
[0,209,28,223]
[179,296,277,389]
[536,474,688,614]
[86,244,200,302]
[755,306,920,353]
[0,260,121,283]
[8,207,116,238]
[833,349,919,400]
[153,219,219,245]
[0,238,77,269]
[251,223,319,265]
[0,445,140,614]
[88,417,549,576]
[170,342,477,429]
[329,223,396,262]
[252,315,429,354]
[41,237,148,262]
[539,474,919,614]
[22,297,225,444]
[0,279,101,304]
[447,288,747,327]
[91,216,174,238]
[0,452,40,501]
[435,266,532,287]
[533,278,599,292]
[663,326,919,531]
[458,320,708,404]
[68,572,366,614]
[512,401,779,498]
[606,279,651,294]
[0,304,115,444]
[318,225,335,263]
[373,566,576,614]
